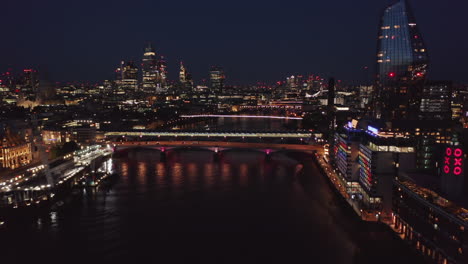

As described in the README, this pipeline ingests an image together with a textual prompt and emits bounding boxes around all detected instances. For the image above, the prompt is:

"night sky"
[2,0,467,85]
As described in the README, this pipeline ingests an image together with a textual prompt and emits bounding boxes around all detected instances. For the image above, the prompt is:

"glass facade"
[375,0,429,120]
[142,43,158,92]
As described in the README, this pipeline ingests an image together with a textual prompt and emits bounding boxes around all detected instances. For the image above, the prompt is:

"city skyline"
[1,1,468,263]
[2,0,468,84]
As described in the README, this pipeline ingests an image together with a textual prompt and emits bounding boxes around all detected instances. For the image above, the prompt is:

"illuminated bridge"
[180,114,302,120]
[104,130,312,139]
[105,129,316,157]
[106,128,319,157]
[111,141,322,155]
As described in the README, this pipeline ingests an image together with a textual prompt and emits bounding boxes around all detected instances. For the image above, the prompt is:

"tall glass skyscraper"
[375,0,429,120]
[142,43,158,92]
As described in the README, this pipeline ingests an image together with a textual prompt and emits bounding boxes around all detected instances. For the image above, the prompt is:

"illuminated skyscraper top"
[179,62,187,84]
[375,0,429,120]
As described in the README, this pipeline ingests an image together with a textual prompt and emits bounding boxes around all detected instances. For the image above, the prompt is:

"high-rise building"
[142,43,158,93]
[115,61,138,91]
[420,81,452,121]
[179,62,187,84]
[210,66,225,94]
[179,62,193,92]
[19,69,39,95]
[157,56,168,91]
[374,0,429,120]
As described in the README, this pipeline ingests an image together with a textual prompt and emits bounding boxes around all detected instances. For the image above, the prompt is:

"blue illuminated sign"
[367,126,379,135]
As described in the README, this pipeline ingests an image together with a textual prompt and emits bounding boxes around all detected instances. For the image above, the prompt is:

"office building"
[210,66,225,94]
[142,43,158,93]
[115,61,138,91]
[358,125,416,215]
[157,56,167,92]
[420,81,452,121]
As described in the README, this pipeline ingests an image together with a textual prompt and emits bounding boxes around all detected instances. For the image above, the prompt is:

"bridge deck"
[105,131,312,138]
[112,141,322,152]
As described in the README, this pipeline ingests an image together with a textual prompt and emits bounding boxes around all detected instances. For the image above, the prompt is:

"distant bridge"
[180,114,302,120]
[105,130,312,139]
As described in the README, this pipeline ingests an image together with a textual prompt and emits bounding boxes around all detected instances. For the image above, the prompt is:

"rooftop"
[396,177,468,226]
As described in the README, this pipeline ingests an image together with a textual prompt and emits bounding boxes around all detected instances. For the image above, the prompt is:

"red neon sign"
[446,147,452,156]
[444,147,464,176]
[444,157,450,165]
[444,165,450,174]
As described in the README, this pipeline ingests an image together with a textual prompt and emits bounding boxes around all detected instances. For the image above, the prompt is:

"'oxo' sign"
[444,147,464,176]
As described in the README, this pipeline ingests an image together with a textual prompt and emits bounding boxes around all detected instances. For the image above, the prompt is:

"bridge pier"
[160,149,166,162]
[265,149,272,162]
[212,147,220,162]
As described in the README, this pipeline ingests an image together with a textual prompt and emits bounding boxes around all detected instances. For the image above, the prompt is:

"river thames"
[0,118,424,263]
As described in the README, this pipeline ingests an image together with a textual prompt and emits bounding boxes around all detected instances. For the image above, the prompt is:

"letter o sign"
[454,167,462,176]
[444,165,450,174]
[446,148,453,156]
[454,148,463,157]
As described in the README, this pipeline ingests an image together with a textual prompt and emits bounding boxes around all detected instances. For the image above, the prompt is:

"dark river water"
[0,118,424,263]
[0,150,423,264]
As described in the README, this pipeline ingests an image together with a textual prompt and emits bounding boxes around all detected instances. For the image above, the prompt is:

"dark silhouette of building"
[210,66,225,94]
[327,77,336,162]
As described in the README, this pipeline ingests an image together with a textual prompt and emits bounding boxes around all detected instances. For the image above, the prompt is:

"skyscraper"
[179,61,193,92]
[142,43,158,92]
[210,66,224,94]
[375,0,429,120]
[20,69,39,96]
[157,55,168,92]
[115,61,138,91]
[179,62,187,84]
